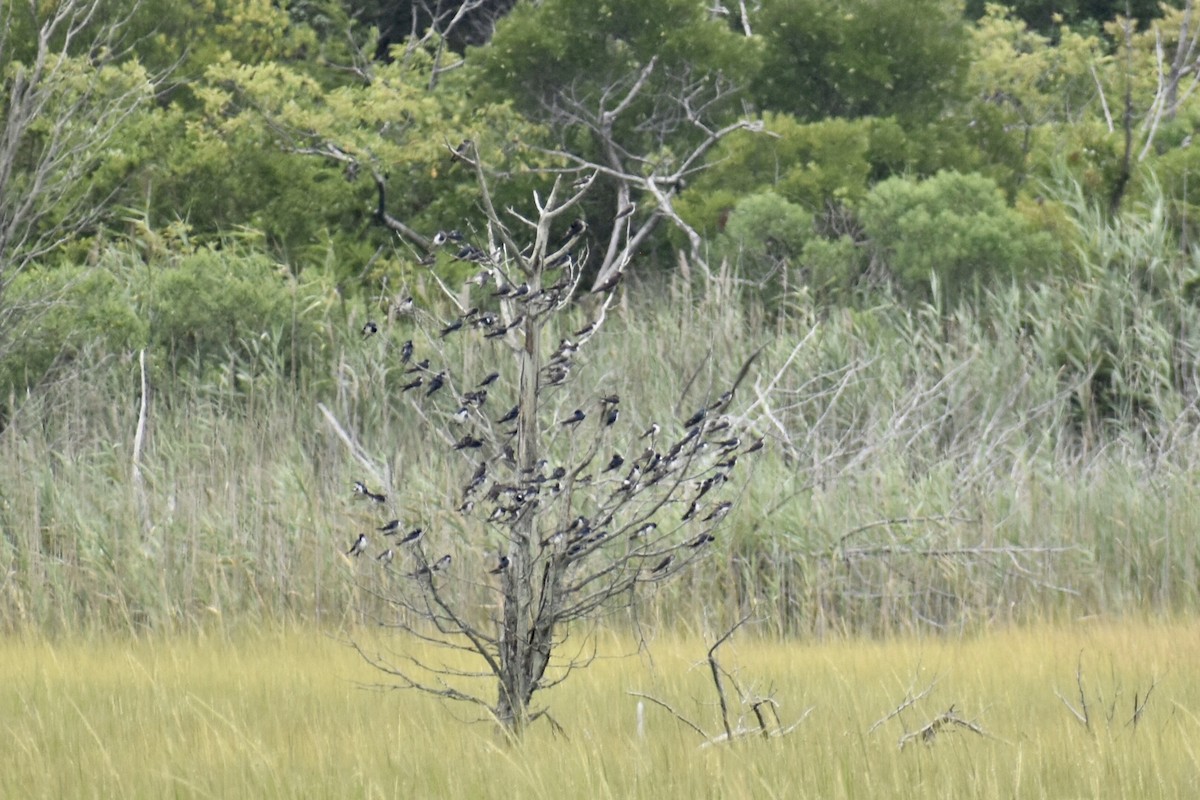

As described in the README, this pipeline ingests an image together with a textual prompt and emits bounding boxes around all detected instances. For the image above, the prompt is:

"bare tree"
[330,142,765,735]
[537,59,765,291]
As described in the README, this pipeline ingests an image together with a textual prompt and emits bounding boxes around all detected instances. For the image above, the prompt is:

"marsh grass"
[4,211,1200,635]
[1,621,1197,798]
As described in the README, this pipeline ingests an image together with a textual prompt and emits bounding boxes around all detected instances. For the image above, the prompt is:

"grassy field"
[2,619,1196,798]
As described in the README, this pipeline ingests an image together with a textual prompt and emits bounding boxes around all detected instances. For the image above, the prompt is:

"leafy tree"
[180,38,539,279]
[752,0,970,123]
[963,0,1168,35]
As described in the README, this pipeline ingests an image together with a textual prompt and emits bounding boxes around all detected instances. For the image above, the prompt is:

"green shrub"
[718,191,813,293]
[0,263,147,400]
[858,170,1054,303]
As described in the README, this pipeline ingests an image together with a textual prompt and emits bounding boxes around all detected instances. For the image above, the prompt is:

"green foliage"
[187,47,543,279]
[143,245,335,377]
[678,114,876,238]
[858,170,1055,303]
[0,264,146,399]
[717,191,812,292]
[473,0,757,115]
[0,240,337,403]
[752,0,970,123]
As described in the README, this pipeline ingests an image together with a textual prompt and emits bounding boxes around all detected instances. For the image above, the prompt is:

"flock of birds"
[340,220,762,585]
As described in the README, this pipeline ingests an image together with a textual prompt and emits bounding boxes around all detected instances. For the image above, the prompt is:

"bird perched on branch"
[395,528,424,545]
[410,554,451,577]
[353,481,386,503]
[648,555,674,575]
[426,371,446,396]
[488,556,510,575]
[362,321,378,338]
[703,501,732,523]
[347,533,368,557]
[630,522,657,539]
[560,409,586,426]
[378,519,401,534]
[376,548,394,565]
[561,218,586,242]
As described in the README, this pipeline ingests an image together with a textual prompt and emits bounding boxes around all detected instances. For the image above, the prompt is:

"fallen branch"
[898,704,989,750]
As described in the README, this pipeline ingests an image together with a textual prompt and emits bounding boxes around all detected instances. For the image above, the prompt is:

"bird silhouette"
[648,555,674,575]
[426,372,447,396]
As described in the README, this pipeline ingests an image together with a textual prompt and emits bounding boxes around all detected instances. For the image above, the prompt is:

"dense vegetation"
[3,0,1200,636]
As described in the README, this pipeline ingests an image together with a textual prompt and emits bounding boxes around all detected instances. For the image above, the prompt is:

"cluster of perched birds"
[342,219,761,583]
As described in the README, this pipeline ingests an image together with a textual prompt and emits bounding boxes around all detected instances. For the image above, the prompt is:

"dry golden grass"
[2,619,1199,798]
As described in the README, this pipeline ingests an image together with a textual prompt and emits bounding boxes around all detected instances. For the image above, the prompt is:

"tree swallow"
[410,554,451,577]
[703,501,732,522]
[347,533,368,557]
[426,372,446,395]
[488,555,510,575]
[648,555,674,575]
[560,409,586,426]
[396,527,424,545]
[362,321,378,338]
